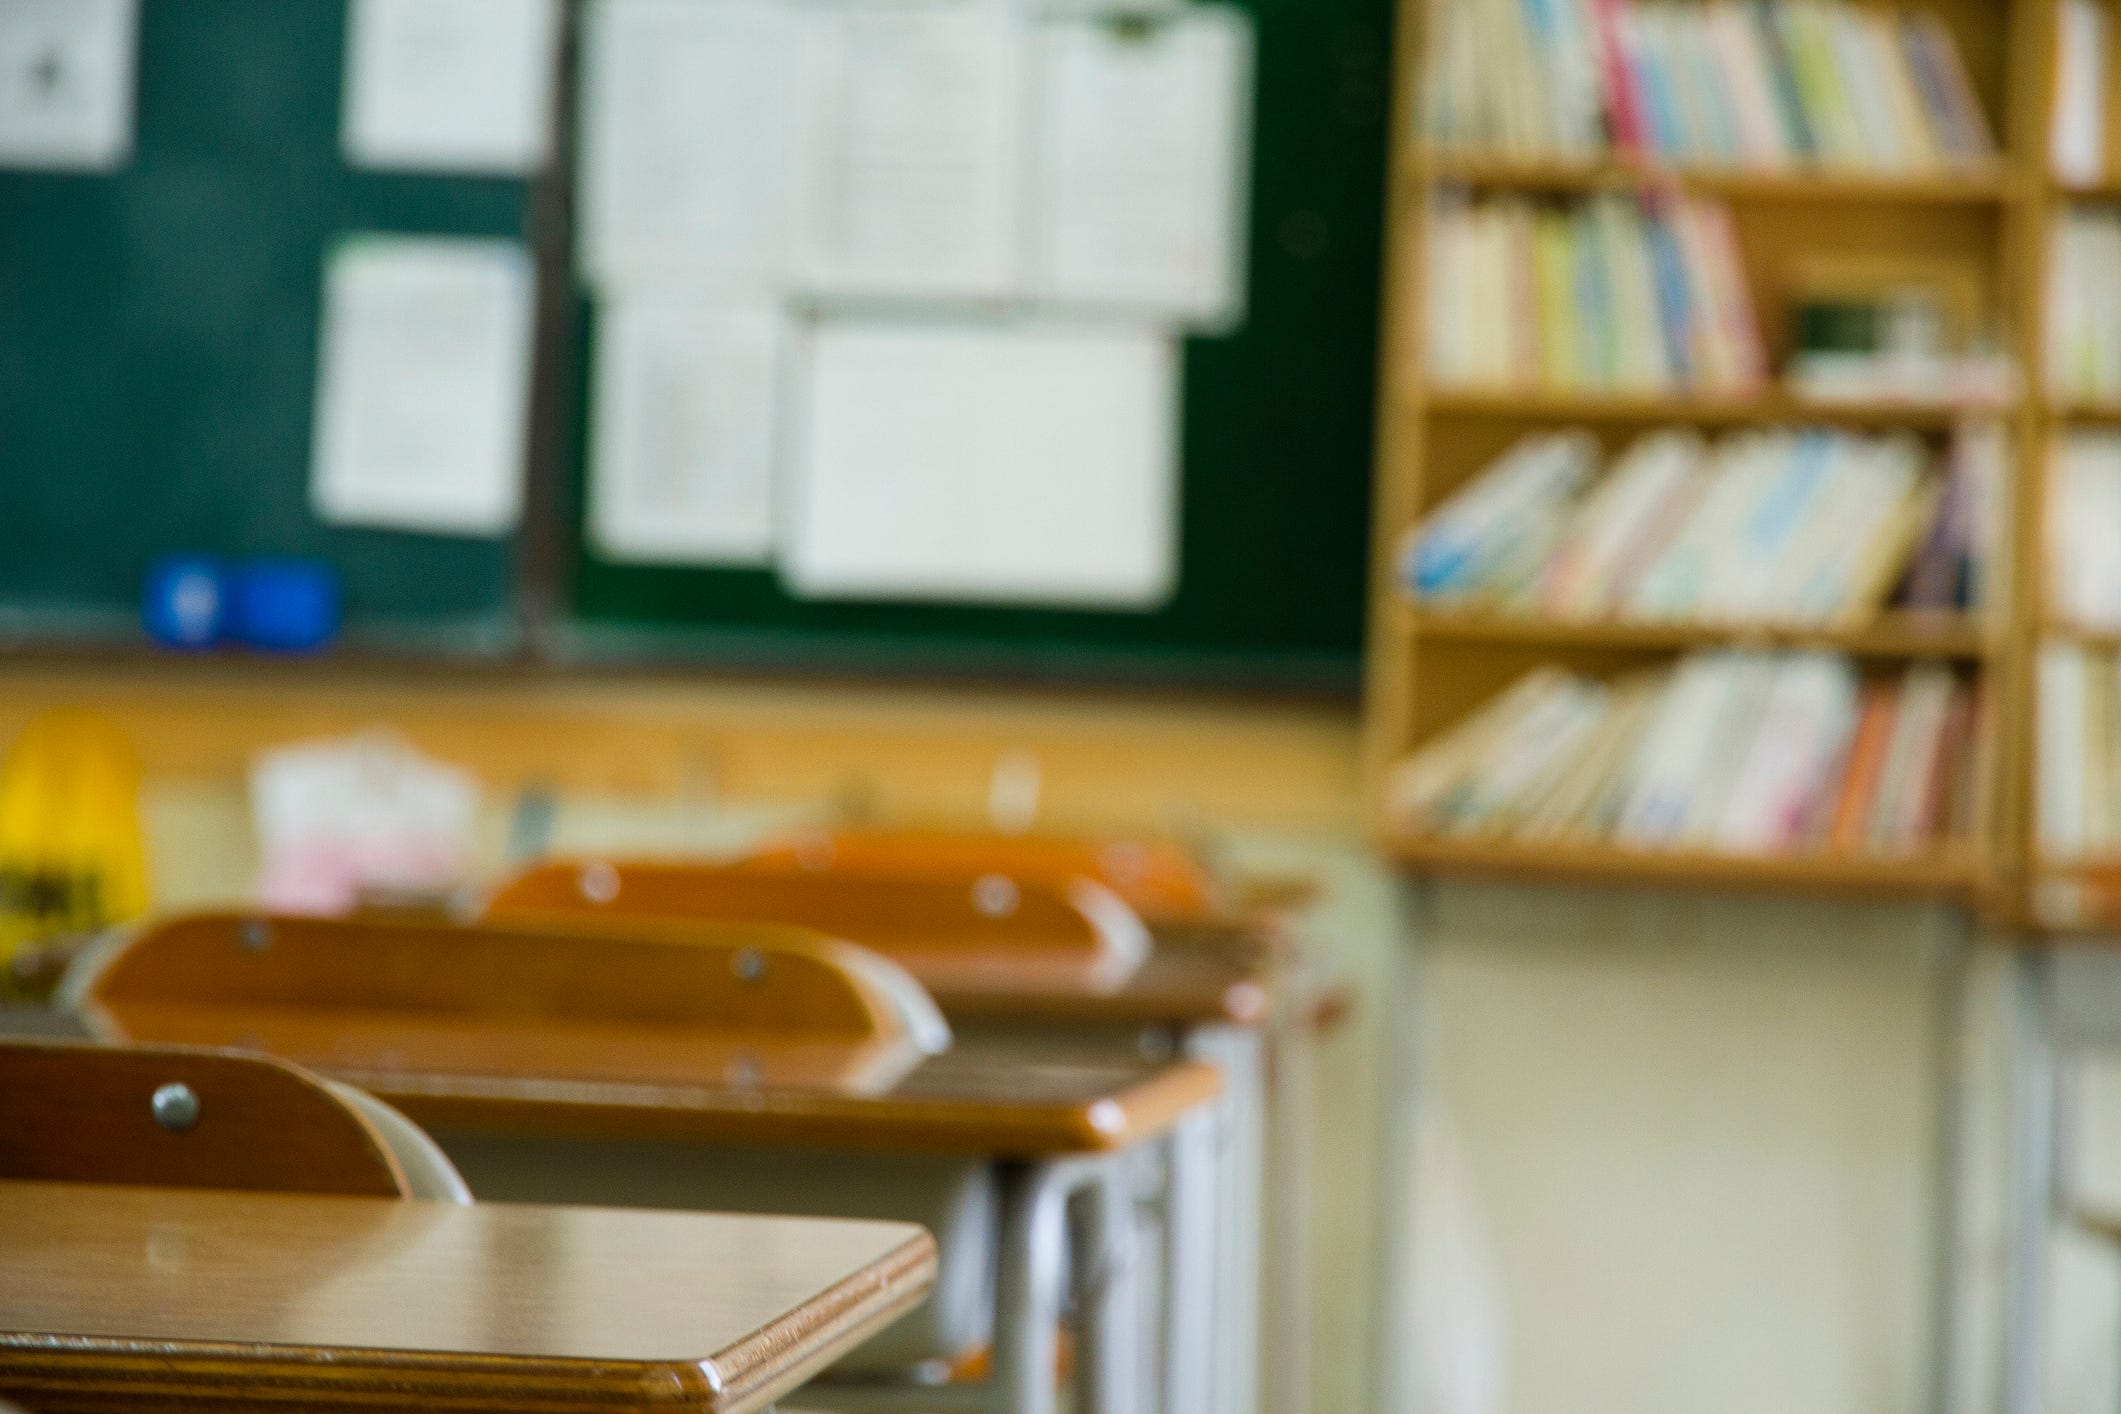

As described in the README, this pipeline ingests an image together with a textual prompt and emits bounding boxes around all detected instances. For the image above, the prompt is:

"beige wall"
[1179,842,1983,1414]
[1413,885,1957,1414]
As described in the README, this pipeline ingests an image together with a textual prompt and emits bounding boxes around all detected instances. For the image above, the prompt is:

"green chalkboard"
[560,0,1390,690]
[0,0,1386,687]
[0,0,532,653]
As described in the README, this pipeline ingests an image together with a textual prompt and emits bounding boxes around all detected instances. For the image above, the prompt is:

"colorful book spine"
[1421,0,1996,173]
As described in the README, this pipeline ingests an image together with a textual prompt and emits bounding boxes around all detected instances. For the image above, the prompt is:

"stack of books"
[2050,434,2121,630]
[2047,206,2121,401]
[1401,423,2004,623]
[1422,0,1997,171]
[2039,642,2121,860]
[1389,652,1978,857]
[1425,192,1765,391]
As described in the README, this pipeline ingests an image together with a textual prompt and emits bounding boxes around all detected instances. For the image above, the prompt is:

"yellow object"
[0,709,150,986]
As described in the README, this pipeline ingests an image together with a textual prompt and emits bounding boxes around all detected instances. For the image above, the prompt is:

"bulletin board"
[0,0,532,654]
[561,0,1392,690]
[0,0,1389,689]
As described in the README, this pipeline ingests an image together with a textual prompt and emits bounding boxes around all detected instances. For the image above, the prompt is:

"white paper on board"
[588,298,784,566]
[793,8,1025,300]
[783,318,1179,607]
[311,237,538,538]
[0,0,138,171]
[1027,8,1253,326]
[342,0,561,174]
[577,0,801,291]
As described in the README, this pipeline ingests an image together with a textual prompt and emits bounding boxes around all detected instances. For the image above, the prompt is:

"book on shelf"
[1420,0,1996,173]
[1425,190,1765,392]
[1387,650,1979,859]
[2047,205,2121,400]
[2038,640,2121,862]
[1399,421,2006,627]
[2053,0,2111,187]
[2049,432,2121,631]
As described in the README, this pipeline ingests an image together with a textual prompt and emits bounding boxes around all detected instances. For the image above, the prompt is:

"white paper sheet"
[793,9,1024,300]
[577,0,800,290]
[589,298,784,565]
[342,0,561,174]
[311,237,538,537]
[251,731,482,916]
[783,319,1178,606]
[1027,9,1253,325]
[0,0,137,171]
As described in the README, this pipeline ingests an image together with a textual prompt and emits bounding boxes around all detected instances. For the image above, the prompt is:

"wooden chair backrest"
[744,828,1230,924]
[483,857,1150,995]
[0,1039,412,1197]
[79,912,938,1095]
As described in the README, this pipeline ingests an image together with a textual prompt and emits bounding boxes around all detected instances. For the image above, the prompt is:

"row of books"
[1401,423,2005,624]
[2050,434,2121,631]
[1421,0,1996,172]
[2039,643,2121,860]
[2047,205,2121,401]
[1389,652,1978,857]
[1426,192,1764,392]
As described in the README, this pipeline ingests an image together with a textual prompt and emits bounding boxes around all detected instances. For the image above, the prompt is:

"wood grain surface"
[320,1041,1221,1158]
[739,828,1231,923]
[86,913,930,1095]
[0,1041,408,1198]
[484,859,1143,995]
[0,1179,937,1414]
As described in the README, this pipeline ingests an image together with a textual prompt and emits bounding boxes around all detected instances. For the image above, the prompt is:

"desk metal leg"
[1186,1024,1265,1414]
[1072,1160,1141,1414]
[1162,1114,1219,1414]
[991,1161,1072,1414]
[2003,950,2060,1414]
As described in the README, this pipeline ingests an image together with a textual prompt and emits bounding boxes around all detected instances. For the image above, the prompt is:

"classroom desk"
[0,1178,936,1414]
[924,920,1280,1029]
[926,916,1319,1414]
[329,1041,1221,1160]
[361,1045,1216,1414]
[72,992,1219,1414]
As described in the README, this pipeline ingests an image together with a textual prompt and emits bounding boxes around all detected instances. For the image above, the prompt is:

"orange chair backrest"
[483,856,1149,995]
[746,828,1229,924]
[79,911,941,1095]
[0,1039,413,1198]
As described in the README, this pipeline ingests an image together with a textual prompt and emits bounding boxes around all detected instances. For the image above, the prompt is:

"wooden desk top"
[348,1040,1221,1158]
[928,920,1286,1028]
[0,1180,936,1414]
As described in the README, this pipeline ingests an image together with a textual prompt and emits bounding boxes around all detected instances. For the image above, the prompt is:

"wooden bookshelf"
[1402,607,1997,661]
[1420,388,1998,427]
[2047,398,2121,423]
[1363,0,2066,910]
[2027,859,2121,932]
[1386,836,1986,902]
[2042,612,2121,642]
[1418,151,2019,204]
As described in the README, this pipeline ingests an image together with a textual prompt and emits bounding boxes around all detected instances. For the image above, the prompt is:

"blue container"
[229,558,341,653]
[142,555,228,649]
